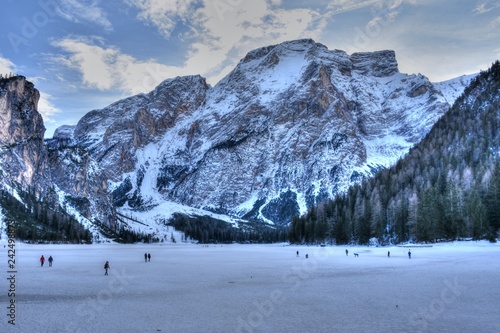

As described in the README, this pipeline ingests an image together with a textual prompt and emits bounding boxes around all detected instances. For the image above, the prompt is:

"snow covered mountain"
[433,73,478,105]
[0,75,114,240]
[50,39,464,228]
[1,39,475,239]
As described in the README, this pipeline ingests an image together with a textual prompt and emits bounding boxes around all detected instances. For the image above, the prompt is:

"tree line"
[168,213,288,244]
[0,188,92,244]
[289,61,500,245]
[0,73,18,79]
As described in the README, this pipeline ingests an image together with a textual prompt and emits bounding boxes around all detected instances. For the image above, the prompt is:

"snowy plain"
[0,241,499,333]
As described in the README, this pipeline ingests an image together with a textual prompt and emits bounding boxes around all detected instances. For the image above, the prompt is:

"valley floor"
[0,241,499,333]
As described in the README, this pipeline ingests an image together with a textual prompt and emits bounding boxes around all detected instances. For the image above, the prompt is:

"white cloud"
[123,0,199,38]
[52,36,186,94]
[491,16,500,28]
[0,58,61,123]
[18,75,62,123]
[474,1,500,14]
[327,0,380,15]
[52,37,116,90]
[362,0,403,37]
[53,1,332,91]
[125,0,331,84]
[37,92,61,123]
[0,56,16,76]
[57,0,113,32]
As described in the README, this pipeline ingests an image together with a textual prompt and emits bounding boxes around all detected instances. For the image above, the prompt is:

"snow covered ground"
[1,241,499,333]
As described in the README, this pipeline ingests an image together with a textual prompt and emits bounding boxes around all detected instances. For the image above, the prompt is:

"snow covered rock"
[64,39,456,226]
[73,75,209,180]
[3,39,475,232]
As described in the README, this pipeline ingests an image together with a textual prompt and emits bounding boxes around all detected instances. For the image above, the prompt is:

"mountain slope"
[56,39,454,227]
[289,61,500,244]
[0,76,95,243]
[1,39,476,243]
[433,73,478,105]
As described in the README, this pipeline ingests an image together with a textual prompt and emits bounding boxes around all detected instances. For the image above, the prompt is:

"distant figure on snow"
[305,254,309,259]
[148,253,151,262]
[345,249,348,256]
[387,251,390,258]
[48,256,53,267]
[296,251,299,257]
[104,261,110,275]
[40,255,45,267]
[408,250,411,259]
[144,253,148,262]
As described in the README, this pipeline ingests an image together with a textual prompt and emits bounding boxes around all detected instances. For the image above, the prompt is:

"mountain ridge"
[57,39,457,226]
[289,60,500,244]
[1,39,477,242]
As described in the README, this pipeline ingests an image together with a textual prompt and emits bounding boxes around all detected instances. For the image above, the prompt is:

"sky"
[0,0,499,138]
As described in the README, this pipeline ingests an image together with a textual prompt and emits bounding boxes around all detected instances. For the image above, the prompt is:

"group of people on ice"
[38,252,153,276]
[39,255,53,267]
[294,248,413,259]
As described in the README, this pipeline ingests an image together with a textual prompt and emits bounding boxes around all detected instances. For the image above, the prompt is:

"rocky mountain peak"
[66,74,210,181]
[52,125,76,142]
[1,39,475,238]
[0,76,49,194]
[350,50,398,77]
[0,76,44,145]
[241,38,324,63]
[105,39,452,226]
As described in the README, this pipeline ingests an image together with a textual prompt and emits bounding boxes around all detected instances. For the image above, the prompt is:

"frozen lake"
[1,241,499,333]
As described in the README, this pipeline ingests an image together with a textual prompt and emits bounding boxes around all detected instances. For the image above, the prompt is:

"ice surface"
[1,241,499,333]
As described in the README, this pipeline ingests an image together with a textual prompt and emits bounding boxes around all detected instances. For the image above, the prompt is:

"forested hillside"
[289,61,500,245]
[0,189,92,243]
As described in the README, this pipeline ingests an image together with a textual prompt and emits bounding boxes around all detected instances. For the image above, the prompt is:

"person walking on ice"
[104,261,110,275]
[144,253,147,262]
[296,251,299,257]
[148,253,151,262]
[345,249,349,256]
[408,250,411,259]
[40,255,45,267]
[48,255,53,267]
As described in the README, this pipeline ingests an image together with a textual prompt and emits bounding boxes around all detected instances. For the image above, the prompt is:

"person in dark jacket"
[48,256,53,267]
[104,261,110,275]
[147,253,151,262]
[144,253,148,262]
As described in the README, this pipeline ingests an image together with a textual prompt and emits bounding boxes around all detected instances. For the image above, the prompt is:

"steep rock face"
[0,39,476,234]
[0,76,49,194]
[73,75,209,180]
[103,39,451,225]
[0,77,116,229]
[47,126,116,228]
[350,50,398,77]
[45,75,210,228]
